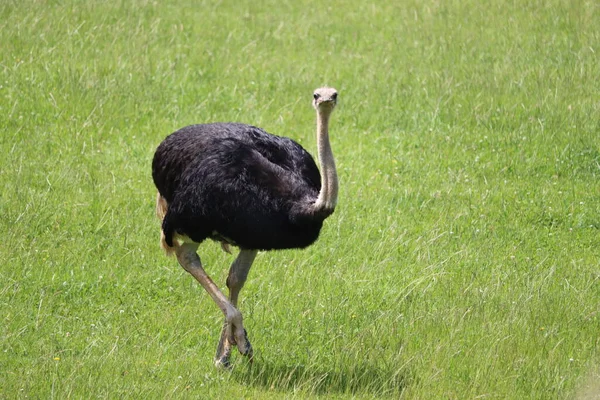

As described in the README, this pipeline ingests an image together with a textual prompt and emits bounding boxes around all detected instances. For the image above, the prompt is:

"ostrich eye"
[313,93,320,100]
[331,93,338,100]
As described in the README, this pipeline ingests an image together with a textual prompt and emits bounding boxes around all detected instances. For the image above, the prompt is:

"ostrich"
[151,87,339,368]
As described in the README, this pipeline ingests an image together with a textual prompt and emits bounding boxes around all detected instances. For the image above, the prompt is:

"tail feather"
[155,192,168,220]
[155,192,177,257]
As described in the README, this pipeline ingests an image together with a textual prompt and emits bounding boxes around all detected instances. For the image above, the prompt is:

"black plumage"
[152,123,332,251]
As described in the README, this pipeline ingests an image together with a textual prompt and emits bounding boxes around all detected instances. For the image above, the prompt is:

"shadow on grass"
[232,358,410,396]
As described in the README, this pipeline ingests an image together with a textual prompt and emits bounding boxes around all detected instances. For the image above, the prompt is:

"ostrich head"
[312,87,338,112]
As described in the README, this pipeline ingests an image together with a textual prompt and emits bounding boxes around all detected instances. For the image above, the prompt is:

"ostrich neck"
[314,110,338,212]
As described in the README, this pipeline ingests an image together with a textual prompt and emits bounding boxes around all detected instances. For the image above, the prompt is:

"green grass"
[1,0,599,398]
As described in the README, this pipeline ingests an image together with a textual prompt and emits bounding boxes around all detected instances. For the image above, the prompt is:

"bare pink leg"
[175,243,254,368]
[215,249,257,367]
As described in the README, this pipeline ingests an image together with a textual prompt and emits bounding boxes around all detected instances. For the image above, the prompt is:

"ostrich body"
[152,87,338,367]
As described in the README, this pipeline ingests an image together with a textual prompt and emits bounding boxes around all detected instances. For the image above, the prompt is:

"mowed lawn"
[1,0,599,398]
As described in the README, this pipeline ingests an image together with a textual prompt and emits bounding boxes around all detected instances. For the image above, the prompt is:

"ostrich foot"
[214,322,233,368]
[214,321,253,368]
[235,328,254,361]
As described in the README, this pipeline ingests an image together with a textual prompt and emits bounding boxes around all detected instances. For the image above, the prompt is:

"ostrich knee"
[175,244,233,318]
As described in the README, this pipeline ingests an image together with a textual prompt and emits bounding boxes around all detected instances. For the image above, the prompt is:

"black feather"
[152,123,329,251]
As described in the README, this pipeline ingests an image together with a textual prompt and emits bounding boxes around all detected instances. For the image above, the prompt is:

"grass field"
[1,0,599,398]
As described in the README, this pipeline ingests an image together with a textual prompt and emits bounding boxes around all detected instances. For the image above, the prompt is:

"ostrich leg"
[215,249,257,368]
[174,243,251,367]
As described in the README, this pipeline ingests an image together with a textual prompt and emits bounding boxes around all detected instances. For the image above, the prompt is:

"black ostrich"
[151,87,339,367]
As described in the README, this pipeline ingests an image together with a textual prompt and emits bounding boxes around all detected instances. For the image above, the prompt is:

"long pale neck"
[314,110,338,212]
